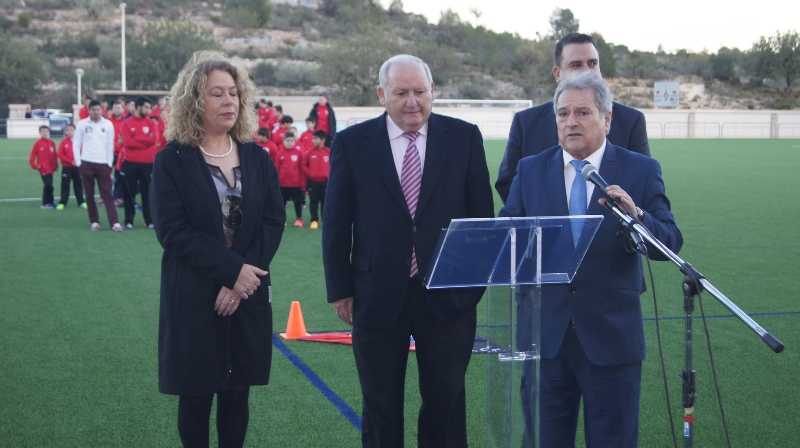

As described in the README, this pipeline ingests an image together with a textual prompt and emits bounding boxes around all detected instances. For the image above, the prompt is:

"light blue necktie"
[569,159,589,246]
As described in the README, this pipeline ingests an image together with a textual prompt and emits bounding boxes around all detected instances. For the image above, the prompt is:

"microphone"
[580,163,624,209]
[580,163,610,197]
[580,163,647,254]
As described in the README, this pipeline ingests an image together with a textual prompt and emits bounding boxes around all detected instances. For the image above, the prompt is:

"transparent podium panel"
[424,216,603,289]
[424,216,602,448]
[480,285,541,448]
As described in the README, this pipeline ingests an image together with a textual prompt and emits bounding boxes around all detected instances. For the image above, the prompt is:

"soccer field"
[1,138,798,447]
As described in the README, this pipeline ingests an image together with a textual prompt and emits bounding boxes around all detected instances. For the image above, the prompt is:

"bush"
[127,21,219,90]
[253,62,276,86]
[17,12,33,28]
[223,0,271,28]
[273,63,320,88]
[42,34,100,58]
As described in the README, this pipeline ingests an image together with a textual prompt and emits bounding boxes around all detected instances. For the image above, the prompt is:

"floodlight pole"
[121,2,127,92]
[75,68,84,106]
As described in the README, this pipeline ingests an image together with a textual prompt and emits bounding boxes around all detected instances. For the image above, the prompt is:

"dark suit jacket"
[322,113,495,328]
[151,141,285,395]
[500,143,682,365]
[496,101,650,202]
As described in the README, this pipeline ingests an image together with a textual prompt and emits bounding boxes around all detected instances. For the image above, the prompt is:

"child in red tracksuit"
[271,115,293,147]
[28,125,58,208]
[298,117,316,153]
[275,133,306,227]
[56,124,85,209]
[255,127,279,164]
[302,130,331,230]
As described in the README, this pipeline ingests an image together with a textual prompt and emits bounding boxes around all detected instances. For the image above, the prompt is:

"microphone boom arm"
[602,200,784,353]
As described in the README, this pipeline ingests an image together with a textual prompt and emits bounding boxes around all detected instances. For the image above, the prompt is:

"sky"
[384,0,800,53]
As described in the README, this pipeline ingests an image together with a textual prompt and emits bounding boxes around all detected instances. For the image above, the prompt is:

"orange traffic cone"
[280,300,310,340]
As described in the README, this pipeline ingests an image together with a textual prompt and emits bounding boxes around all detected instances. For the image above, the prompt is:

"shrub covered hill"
[1,0,798,115]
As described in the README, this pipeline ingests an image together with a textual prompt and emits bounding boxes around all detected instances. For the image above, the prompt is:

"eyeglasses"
[225,194,242,229]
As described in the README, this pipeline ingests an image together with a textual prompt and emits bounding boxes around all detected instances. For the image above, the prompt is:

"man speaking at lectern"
[501,72,682,447]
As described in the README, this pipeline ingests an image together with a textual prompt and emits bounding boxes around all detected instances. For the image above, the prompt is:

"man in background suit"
[496,32,650,202]
[322,54,494,448]
[501,72,682,447]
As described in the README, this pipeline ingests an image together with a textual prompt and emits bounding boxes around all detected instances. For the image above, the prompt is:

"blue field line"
[475,310,800,329]
[272,334,362,431]
[642,310,800,322]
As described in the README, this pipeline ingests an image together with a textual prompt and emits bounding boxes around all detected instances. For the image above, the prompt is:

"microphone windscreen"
[580,163,598,180]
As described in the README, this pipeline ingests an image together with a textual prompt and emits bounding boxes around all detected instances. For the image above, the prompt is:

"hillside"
[0,0,797,113]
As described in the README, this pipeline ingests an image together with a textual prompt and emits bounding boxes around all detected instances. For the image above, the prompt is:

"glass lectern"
[425,216,603,448]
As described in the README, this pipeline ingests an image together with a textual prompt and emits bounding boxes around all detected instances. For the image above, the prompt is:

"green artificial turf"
[1,138,798,447]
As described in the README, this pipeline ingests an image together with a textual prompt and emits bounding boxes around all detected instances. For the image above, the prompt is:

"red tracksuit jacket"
[121,116,158,164]
[29,138,58,175]
[271,127,288,146]
[108,114,127,168]
[298,130,314,153]
[257,140,279,163]
[275,145,305,188]
[303,146,331,182]
[57,137,77,168]
[257,107,275,131]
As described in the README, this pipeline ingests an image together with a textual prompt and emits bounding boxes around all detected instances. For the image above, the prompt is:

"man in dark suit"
[500,72,682,447]
[322,54,494,448]
[496,32,650,202]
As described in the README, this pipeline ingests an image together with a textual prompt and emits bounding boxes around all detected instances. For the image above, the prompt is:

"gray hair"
[378,54,433,90]
[553,72,613,115]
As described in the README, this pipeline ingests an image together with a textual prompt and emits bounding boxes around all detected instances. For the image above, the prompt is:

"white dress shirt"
[74,117,115,167]
[386,115,427,180]
[562,140,606,209]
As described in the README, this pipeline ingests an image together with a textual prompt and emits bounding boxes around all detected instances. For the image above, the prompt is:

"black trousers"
[178,387,250,448]
[113,167,128,202]
[59,166,84,206]
[281,187,304,220]
[121,161,153,226]
[308,180,327,221]
[40,174,54,206]
[352,279,477,448]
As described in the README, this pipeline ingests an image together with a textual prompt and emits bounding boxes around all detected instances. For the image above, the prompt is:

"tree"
[549,8,579,40]
[127,21,219,90]
[388,0,404,15]
[223,0,271,28]
[710,47,738,82]
[751,31,800,92]
[591,33,616,77]
[318,29,398,105]
[0,33,47,118]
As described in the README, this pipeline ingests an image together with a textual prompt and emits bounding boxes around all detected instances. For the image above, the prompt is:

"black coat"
[151,140,285,395]
[322,113,495,328]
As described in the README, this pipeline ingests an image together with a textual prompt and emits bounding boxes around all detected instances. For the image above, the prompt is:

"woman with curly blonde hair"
[151,54,285,447]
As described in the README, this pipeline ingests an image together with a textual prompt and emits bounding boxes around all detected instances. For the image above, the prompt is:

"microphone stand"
[601,199,784,448]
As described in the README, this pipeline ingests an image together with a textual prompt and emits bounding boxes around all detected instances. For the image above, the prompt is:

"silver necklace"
[199,135,234,158]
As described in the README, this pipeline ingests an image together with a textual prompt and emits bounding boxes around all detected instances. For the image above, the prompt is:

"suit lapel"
[587,143,618,214]
[546,148,569,215]
[416,114,446,219]
[373,114,409,214]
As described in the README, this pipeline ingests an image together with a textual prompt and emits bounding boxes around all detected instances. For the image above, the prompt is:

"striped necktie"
[569,159,589,246]
[400,132,422,277]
